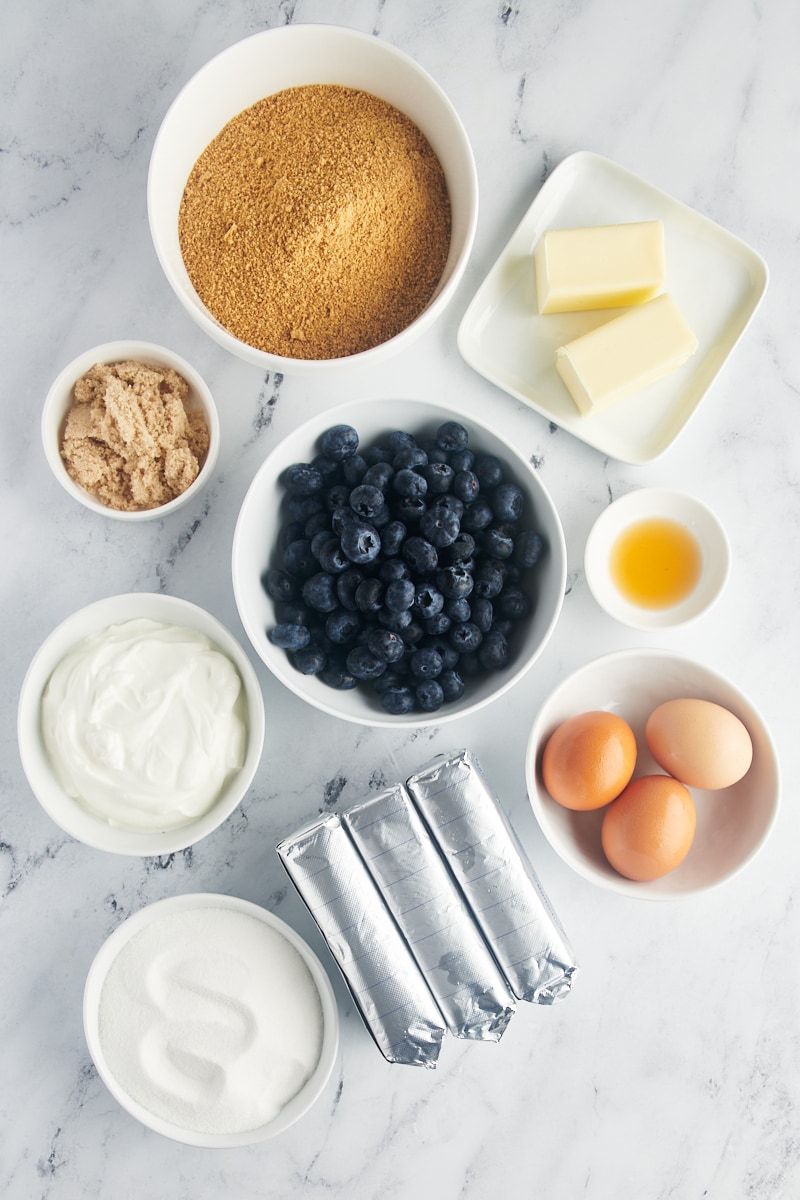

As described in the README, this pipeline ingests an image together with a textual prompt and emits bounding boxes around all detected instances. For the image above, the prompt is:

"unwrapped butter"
[534,220,665,314]
[555,292,698,416]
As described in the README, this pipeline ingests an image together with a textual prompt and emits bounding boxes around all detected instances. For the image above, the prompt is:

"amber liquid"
[610,517,702,609]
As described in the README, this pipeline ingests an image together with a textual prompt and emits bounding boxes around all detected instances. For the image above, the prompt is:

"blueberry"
[340,521,382,565]
[285,462,324,496]
[403,536,438,575]
[471,596,493,633]
[364,443,391,466]
[436,420,469,452]
[371,502,392,529]
[393,496,427,525]
[342,454,368,486]
[414,584,444,619]
[393,468,428,499]
[291,646,327,675]
[474,454,504,489]
[367,629,405,663]
[448,448,475,473]
[355,577,384,613]
[325,608,362,644]
[437,565,474,599]
[423,613,451,636]
[410,646,443,679]
[336,568,364,610]
[424,637,459,670]
[460,498,494,533]
[349,484,385,520]
[311,529,337,559]
[380,685,416,715]
[441,532,475,564]
[402,619,425,646]
[379,558,411,584]
[416,679,445,712]
[262,567,296,603]
[393,446,428,472]
[312,455,344,486]
[453,469,480,504]
[317,538,350,574]
[324,483,351,513]
[431,493,464,519]
[287,493,325,523]
[346,645,387,681]
[380,520,406,557]
[478,629,510,670]
[439,668,465,702]
[449,622,483,654]
[319,660,359,690]
[480,528,515,559]
[497,585,532,620]
[473,563,504,599]
[378,607,414,632]
[514,530,544,568]
[420,505,460,548]
[444,596,471,623]
[385,578,416,612]
[492,482,525,522]
[422,461,455,494]
[387,430,417,455]
[301,572,339,613]
[268,623,311,651]
[363,461,394,491]
[320,424,359,461]
[283,539,316,579]
[276,601,312,627]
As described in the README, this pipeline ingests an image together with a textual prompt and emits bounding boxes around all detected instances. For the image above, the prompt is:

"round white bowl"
[18,593,265,855]
[584,487,730,631]
[83,893,339,1146]
[42,340,220,520]
[232,398,567,727]
[147,24,478,372]
[525,648,779,899]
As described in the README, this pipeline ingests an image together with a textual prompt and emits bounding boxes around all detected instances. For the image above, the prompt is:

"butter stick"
[555,293,698,416]
[535,220,665,314]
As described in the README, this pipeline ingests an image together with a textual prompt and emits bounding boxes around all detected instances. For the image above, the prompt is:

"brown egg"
[645,698,753,790]
[601,775,696,881]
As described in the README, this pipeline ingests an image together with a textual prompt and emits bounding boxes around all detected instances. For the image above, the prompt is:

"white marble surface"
[2,1,799,1197]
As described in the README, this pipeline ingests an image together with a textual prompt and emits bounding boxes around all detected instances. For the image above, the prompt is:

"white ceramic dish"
[525,649,779,899]
[148,24,478,373]
[83,893,339,1146]
[232,397,567,727]
[458,151,769,465]
[41,340,219,520]
[584,487,731,630]
[17,593,265,855]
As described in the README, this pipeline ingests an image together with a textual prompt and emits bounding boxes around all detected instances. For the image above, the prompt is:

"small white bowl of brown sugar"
[147,25,478,372]
[42,340,219,520]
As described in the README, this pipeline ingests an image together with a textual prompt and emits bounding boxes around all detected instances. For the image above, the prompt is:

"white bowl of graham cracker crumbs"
[42,340,220,520]
[147,25,478,372]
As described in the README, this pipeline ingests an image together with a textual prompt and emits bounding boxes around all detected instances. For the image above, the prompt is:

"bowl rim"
[17,592,265,856]
[525,646,781,900]
[583,486,731,631]
[231,396,567,728]
[146,23,479,373]
[41,339,220,521]
[82,891,340,1146]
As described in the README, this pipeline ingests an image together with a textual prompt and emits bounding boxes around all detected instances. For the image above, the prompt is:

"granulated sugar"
[178,84,451,360]
[97,906,324,1135]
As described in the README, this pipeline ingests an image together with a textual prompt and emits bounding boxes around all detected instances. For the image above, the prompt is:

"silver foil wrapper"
[277,813,445,1068]
[343,785,516,1042]
[406,750,578,1004]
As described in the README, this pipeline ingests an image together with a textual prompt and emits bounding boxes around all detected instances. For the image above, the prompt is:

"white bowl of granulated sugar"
[147,24,478,373]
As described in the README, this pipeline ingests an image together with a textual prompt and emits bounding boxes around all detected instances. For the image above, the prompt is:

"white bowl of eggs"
[525,648,779,899]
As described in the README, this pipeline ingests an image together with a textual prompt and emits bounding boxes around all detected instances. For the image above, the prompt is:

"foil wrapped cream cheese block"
[534,220,666,314]
[407,750,578,1004]
[344,785,516,1041]
[555,293,699,416]
[277,813,445,1068]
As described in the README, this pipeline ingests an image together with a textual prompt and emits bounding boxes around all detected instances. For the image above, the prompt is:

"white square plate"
[457,151,769,464]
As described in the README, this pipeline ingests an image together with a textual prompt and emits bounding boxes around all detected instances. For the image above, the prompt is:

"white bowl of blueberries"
[232,399,567,726]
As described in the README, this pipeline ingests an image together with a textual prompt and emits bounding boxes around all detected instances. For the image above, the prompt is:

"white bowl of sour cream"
[83,893,339,1145]
[18,593,265,855]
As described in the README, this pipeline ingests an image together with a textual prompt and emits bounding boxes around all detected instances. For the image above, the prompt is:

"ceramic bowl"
[41,340,220,520]
[147,24,478,372]
[583,487,731,631]
[83,893,339,1146]
[17,593,265,855]
[525,648,779,899]
[232,397,567,727]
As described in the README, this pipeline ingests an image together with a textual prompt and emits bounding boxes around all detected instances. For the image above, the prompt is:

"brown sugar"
[60,360,210,512]
[178,84,452,360]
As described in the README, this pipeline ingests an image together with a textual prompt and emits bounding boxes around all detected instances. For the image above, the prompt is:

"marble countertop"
[3,1,799,1197]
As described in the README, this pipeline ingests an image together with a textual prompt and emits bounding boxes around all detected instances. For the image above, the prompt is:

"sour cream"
[41,617,246,831]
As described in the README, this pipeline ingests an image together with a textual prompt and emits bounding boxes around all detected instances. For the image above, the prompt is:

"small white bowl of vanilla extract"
[584,488,731,631]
